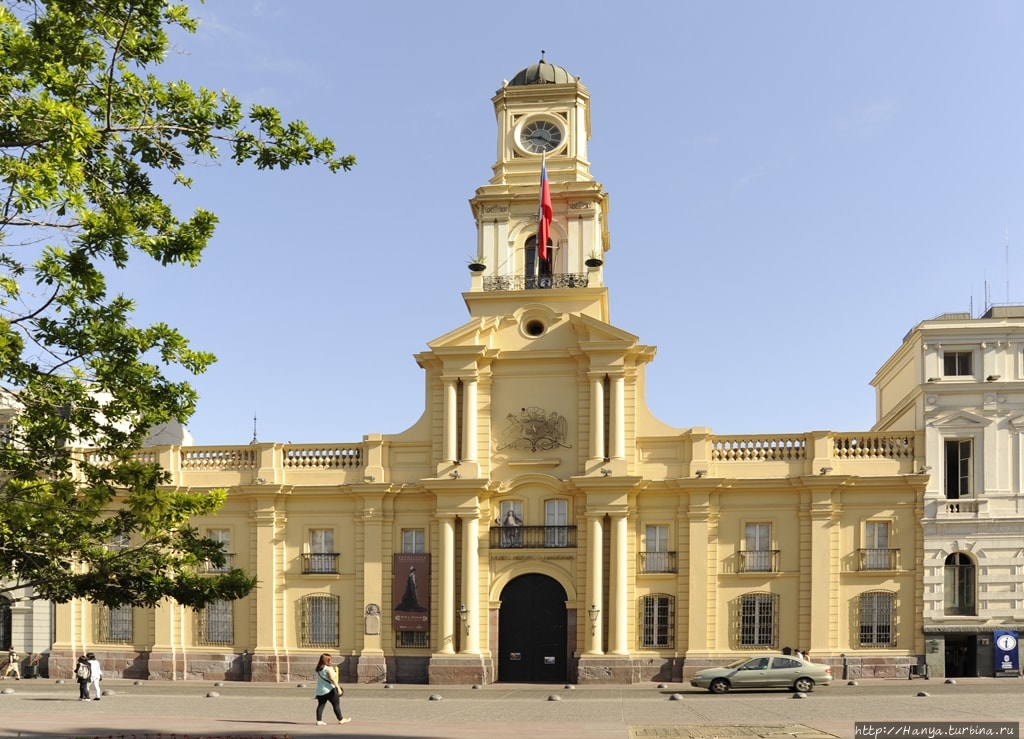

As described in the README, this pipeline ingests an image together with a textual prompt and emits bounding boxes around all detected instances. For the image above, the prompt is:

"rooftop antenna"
[250,413,258,444]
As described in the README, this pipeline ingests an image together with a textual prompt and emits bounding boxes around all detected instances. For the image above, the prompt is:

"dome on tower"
[508,56,574,86]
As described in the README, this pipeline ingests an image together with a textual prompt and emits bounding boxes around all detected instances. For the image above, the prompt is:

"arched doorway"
[498,574,567,683]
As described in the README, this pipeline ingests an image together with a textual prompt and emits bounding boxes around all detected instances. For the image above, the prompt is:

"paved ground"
[0,676,1021,739]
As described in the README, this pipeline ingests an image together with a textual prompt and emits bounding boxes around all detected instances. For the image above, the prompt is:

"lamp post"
[458,604,469,632]
[587,604,600,636]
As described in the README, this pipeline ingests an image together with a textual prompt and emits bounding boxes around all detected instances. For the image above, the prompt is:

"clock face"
[520,119,563,154]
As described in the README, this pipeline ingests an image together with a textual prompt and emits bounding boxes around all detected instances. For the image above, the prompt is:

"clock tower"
[467,56,610,321]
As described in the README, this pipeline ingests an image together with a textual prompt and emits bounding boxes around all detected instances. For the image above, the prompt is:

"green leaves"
[0,0,352,608]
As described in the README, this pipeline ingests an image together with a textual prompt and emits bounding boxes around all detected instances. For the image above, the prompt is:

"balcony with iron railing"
[858,548,900,571]
[739,550,780,573]
[489,525,577,549]
[639,551,678,574]
[483,273,589,291]
[301,553,340,574]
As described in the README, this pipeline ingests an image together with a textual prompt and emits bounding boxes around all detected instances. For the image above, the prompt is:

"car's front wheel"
[793,677,815,692]
[709,678,730,694]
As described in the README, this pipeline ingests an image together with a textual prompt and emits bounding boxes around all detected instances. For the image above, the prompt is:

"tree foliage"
[0,0,354,608]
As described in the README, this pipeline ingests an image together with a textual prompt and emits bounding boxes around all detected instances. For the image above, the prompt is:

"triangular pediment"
[929,410,988,428]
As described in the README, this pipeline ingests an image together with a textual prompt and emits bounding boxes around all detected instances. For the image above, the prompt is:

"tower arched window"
[525,235,552,287]
[944,552,976,615]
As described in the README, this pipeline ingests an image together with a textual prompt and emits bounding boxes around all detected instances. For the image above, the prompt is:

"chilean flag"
[538,155,552,261]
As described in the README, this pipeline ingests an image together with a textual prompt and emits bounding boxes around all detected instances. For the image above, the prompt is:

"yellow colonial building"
[51,58,928,684]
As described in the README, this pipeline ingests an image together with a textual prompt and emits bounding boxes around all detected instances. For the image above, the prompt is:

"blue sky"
[122,1,1024,445]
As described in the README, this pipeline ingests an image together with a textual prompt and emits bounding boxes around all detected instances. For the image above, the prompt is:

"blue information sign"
[994,630,1019,676]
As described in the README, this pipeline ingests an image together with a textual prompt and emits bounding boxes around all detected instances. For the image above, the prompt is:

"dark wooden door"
[498,574,567,683]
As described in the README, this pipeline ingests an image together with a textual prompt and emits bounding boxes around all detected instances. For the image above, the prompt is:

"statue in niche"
[497,406,571,453]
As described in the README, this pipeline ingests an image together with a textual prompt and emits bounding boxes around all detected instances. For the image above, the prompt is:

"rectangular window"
[497,501,524,548]
[397,631,429,648]
[545,499,568,547]
[859,591,895,647]
[643,525,673,573]
[108,533,130,552]
[206,528,232,572]
[96,604,133,644]
[640,594,674,648]
[743,523,773,572]
[402,529,425,553]
[944,439,973,499]
[739,593,777,648]
[197,599,233,646]
[862,521,892,570]
[307,529,337,573]
[943,351,973,377]
[300,594,339,648]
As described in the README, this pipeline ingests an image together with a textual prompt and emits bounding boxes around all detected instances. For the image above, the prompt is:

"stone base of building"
[355,654,387,684]
[427,654,492,684]
[576,655,668,684]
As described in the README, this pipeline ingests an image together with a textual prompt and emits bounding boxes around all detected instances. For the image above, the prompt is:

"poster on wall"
[994,630,1019,676]
[392,552,430,632]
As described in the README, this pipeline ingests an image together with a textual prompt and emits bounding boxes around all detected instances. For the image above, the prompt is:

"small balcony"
[858,548,900,571]
[301,552,340,574]
[489,525,577,549]
[639,551,677,574]
[739,550,779,573]
[483,273,589,292]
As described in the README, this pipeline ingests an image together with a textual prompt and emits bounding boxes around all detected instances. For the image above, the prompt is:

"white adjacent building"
[873,306,1024,677]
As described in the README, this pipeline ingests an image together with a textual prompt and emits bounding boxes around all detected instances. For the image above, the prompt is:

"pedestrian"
[86,652,102,700]
[74,656,92,701]
[313,653,351,726]
[3,648,20,680]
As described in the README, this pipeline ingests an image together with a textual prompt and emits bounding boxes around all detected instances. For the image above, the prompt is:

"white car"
[690,655,832,694]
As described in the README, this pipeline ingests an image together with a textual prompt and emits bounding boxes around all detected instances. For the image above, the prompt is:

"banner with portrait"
[392,552,430,632]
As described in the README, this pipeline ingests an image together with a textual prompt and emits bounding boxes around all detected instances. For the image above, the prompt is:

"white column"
[609,512,629,655]
[590,374,605,460]
[439,515,456,654]
[443,380,458,463]
[460,514,480,654]
[609,374,625,460]
[462,379,478,463]
[585,514,604,654]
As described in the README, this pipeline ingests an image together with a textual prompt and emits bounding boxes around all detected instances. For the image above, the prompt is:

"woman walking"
[313,653,351,725]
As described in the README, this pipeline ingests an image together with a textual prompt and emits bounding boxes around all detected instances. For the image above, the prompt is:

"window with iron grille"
[95,604,133,644]
[640,594,674,648]
[397,631,429,648]
[108,532,130,552]
[196,599,233,646]
[738,592,777,648]
[859,590,896,647]
[300,594,339,648]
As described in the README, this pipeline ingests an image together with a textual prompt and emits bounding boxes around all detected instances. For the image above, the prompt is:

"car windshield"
[725,657,751,668]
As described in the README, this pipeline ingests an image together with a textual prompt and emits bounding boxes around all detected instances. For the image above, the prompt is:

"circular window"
[524,319,546,337]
